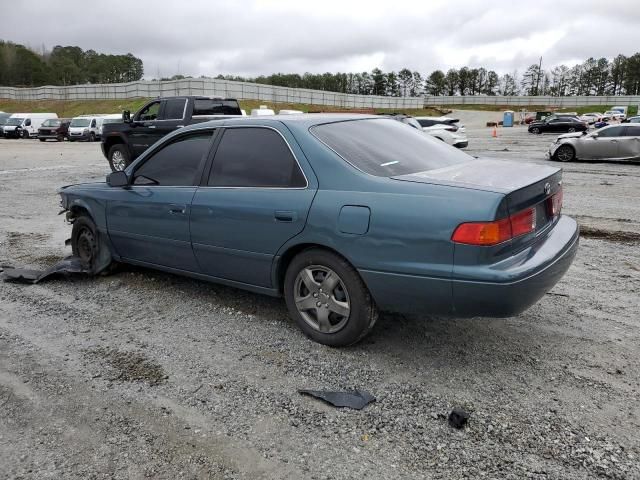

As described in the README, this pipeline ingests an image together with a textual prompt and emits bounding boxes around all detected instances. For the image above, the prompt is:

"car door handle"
[168,204,187,215]
[274,210,296,222]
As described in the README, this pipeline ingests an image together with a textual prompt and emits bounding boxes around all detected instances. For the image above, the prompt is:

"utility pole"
[535,56,543,96]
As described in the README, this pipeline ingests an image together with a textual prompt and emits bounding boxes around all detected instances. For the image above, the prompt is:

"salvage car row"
[0,111,122,141]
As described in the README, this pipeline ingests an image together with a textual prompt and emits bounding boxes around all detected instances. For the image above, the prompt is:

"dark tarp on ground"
[298,389,376,410]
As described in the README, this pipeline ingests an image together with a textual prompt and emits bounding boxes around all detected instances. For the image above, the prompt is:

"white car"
[414,116,468,148]
[604,110,626,121]
[579,113,603,124]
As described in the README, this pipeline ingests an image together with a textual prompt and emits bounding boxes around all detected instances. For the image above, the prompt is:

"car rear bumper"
[359,215,578,317]
[451,215,579,317]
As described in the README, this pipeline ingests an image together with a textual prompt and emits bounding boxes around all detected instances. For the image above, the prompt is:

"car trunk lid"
[393,158,563,237]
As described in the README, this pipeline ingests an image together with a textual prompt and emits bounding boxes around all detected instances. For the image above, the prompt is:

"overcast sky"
[4,0,640,78]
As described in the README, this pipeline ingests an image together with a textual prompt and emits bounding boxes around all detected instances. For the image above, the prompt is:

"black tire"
[21,129,29,139]
[284,248,378,347]
[568,127,576,133]
[68,138,75,142]
[554,144,575,162]
[530,127,541,134]
[108,144,130,172]
[56,135,64,142]
[71,215,113,273]
[39,138,46,142]
[89,132,96,142]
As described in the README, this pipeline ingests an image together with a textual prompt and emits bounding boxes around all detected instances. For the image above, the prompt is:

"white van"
[68,115,105,142]
[2,113,58,139]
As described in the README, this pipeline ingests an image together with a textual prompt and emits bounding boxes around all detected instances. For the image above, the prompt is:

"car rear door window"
[162,99,187,120]
[598,126,625,138]
[623,126,640,137]
[208,127,306,188]
[311,118,470,177]
[133,131,213,186]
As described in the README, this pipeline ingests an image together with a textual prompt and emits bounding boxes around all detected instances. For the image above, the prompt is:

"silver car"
[548,124,640,162]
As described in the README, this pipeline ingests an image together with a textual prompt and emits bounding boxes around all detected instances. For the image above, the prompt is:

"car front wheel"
[108,144,130,172]
[554,144,575,162]
[71,215,113,272]
[284,249,378,347]
[531,127,541,134]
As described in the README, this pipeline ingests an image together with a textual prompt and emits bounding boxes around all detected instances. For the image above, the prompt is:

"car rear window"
[311,118,471,177]
[193,99,241,116]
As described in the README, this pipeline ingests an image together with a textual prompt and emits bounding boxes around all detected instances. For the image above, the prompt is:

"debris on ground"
[298,389,376,410]
[579,226,640,244]
[448,408,470,429]
[1,256,91,284]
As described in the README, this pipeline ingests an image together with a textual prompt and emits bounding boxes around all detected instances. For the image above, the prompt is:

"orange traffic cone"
[492,125,498,138]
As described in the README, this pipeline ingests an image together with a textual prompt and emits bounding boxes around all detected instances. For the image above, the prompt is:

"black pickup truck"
[101,96,243,171]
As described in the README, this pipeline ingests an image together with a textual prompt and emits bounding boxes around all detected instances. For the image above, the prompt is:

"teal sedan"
[59,114,578,347]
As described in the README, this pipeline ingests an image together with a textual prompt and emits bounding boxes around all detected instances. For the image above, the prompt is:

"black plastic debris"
[448,407,470,429]
[298,389,376,410]
[1,256,91,284]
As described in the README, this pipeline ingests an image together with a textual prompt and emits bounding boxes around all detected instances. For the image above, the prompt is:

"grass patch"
[0,98,441,118]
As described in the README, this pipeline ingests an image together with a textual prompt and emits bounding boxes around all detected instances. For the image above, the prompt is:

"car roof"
[183,113,382,131]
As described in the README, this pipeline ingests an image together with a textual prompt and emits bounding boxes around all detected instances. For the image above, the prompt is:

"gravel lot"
[1,118,639,479]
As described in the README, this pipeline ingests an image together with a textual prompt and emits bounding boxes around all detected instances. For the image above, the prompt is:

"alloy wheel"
[294,265,351,334]
[556,145,574,162]
[111,150,127,171]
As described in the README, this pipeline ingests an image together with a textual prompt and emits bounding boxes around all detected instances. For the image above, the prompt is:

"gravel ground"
[1,121,639,479]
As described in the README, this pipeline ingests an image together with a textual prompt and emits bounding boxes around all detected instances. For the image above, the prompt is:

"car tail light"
[452,207,537,246]
[547,188,563,217]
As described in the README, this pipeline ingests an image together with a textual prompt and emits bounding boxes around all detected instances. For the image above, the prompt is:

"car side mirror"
[122,110,131,123]
[107,171,129,187]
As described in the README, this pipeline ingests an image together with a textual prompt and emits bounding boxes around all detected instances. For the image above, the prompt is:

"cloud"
[2,0,639,78]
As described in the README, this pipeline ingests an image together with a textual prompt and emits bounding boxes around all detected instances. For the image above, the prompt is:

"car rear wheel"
[39,138,46,142]
[531,127,541,134]
[108,144,130,172]
[89,132,96,142]
[71,215,113,272]
[554,144,575,162]
[568,127,576,133]
[284,248,378,347]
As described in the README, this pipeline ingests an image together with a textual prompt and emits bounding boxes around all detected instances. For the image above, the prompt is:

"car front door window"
[137,101,161,122]
[133,131,214,186]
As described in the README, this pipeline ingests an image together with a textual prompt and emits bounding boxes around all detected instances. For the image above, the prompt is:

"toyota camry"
[59,114,578,347]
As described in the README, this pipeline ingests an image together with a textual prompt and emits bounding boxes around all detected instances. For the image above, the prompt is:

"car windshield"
[311,118,471,177]
[71,118,91,127]
[6,117,24,126]
[42,119,61,127]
